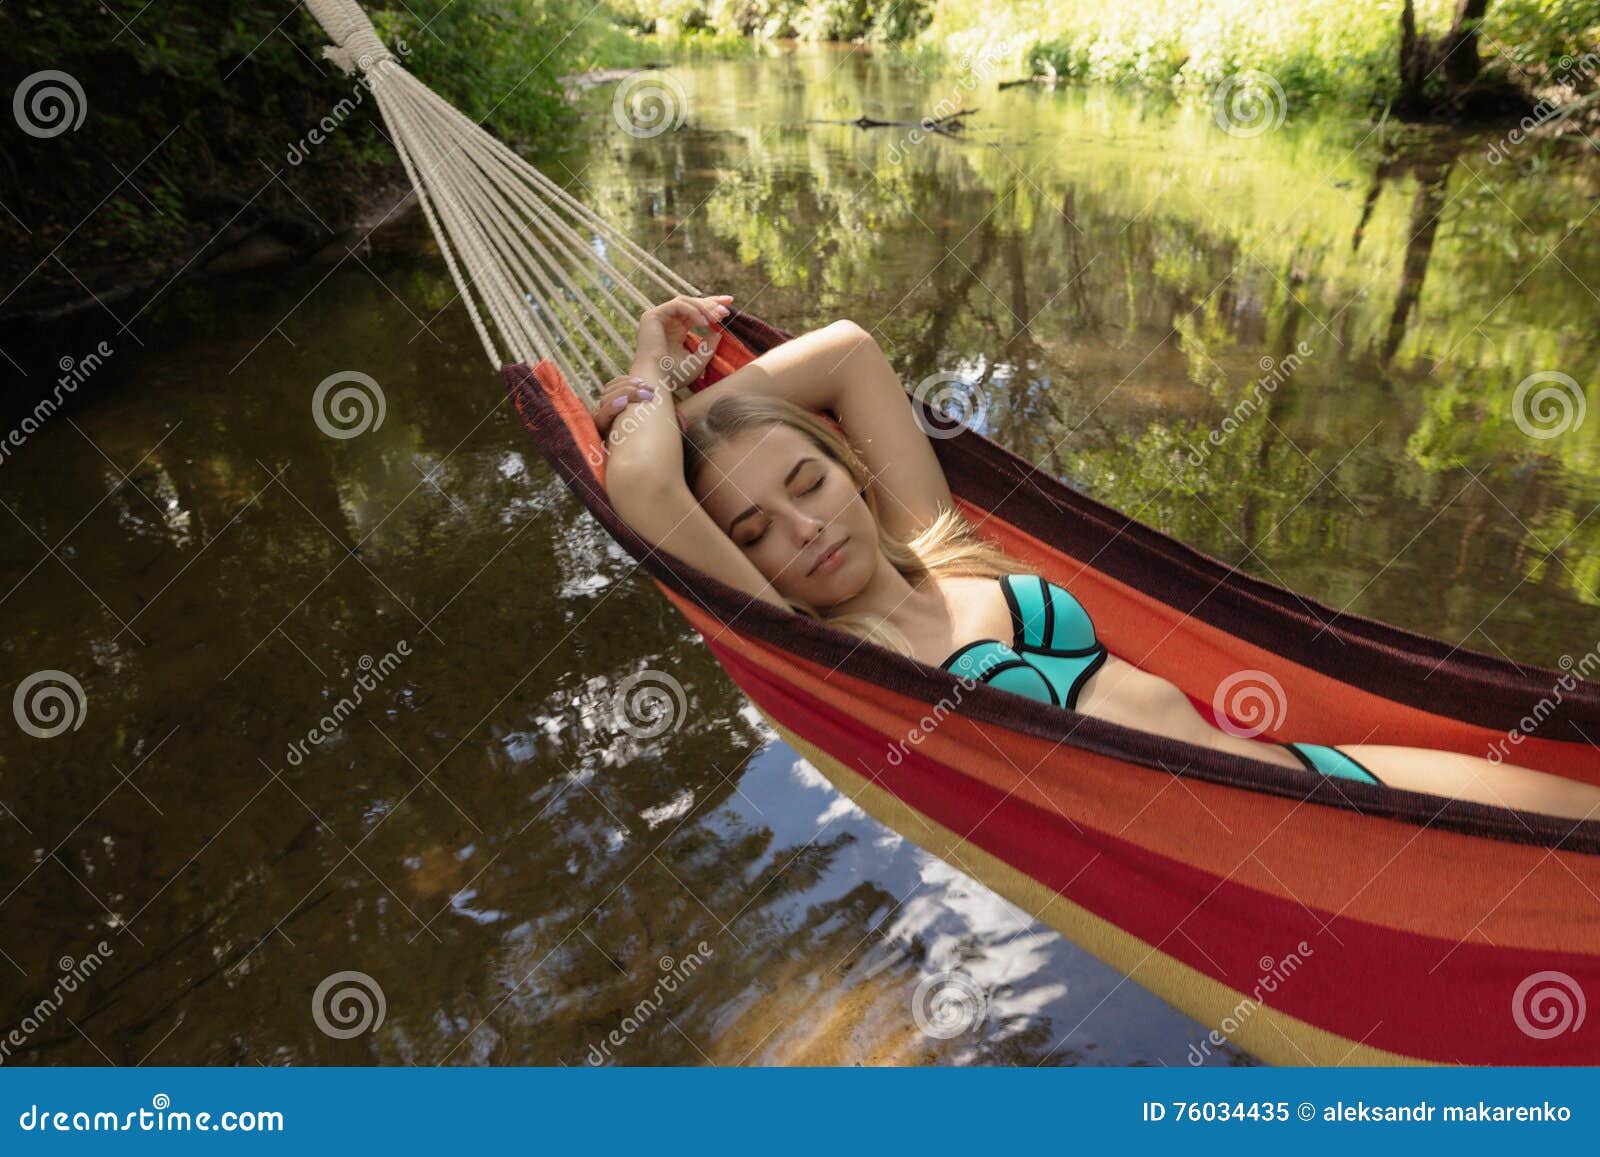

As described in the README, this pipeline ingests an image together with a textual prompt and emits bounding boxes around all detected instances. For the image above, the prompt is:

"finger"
[692,331,722,357]
[595,381,654,424]
[596,378,640,410]
[600,376,651,402]
[667,297,716,327]
[596,394,641,438]
[599,388,652,418]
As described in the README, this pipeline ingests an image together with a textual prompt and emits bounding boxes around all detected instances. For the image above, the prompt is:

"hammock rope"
[304,0,706,397]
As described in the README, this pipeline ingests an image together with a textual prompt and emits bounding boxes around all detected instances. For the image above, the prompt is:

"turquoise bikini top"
[936,573,1387,788]
[939,573,1108,710]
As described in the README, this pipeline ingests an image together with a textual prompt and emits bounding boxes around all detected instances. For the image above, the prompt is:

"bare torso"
[918,576,1600,820]
[915,574,1337,773]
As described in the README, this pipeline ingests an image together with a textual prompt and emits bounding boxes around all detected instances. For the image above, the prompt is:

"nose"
[793,511,825,547]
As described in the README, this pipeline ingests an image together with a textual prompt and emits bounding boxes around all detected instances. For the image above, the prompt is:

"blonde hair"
[681,393,1017,656]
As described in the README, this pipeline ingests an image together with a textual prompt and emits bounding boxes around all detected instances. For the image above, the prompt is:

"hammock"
[307,1,1600,1067]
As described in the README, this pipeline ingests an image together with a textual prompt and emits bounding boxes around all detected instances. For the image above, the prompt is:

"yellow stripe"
[760,711,1429,1068]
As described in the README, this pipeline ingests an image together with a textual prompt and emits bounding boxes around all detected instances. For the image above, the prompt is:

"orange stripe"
[664,588,1600,952]
[769,716,1425,1066]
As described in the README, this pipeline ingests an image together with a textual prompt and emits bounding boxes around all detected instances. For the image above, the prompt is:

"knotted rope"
[304,0,706,398]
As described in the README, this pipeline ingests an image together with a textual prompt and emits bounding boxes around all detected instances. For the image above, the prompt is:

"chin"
[809,562,866,605]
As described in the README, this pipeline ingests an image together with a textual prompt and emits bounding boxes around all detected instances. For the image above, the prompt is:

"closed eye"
[739,475,826,548]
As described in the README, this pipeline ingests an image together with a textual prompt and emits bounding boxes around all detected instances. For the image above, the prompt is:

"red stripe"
[713,640,1600,1064]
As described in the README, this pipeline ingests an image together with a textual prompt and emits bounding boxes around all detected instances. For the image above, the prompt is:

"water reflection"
[2,44,1596,1068]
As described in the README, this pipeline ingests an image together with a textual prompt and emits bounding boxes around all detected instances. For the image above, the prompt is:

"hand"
[635,294,733,388]
[592,375,661,442]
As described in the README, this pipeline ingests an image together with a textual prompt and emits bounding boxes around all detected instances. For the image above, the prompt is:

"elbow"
[606,461,684,525]
[830,318,874,349]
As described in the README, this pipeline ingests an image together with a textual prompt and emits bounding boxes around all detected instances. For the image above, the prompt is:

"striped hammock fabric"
[505,309,1600,1067]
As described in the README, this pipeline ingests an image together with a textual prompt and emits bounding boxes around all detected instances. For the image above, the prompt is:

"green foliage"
[366,1,581,144]
[922,0,1599,109]
[608,0,932,42]
[0,0,601,271]
[593,0,1594,110]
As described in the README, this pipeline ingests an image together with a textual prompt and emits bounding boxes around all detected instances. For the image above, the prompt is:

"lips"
[808,536,848,575]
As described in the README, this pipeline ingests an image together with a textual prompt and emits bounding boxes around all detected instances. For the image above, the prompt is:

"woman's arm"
[602,296,732,484]
[600,378,791,610]
[676,318,861,424]
[608,473,794,611]
[682,319,955,540]
[599,295,792,610]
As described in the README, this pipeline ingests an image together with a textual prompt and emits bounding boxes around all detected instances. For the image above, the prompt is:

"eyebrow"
[725,456,819,535]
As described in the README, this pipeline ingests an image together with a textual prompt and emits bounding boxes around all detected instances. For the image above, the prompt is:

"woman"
[597,293,1600,824]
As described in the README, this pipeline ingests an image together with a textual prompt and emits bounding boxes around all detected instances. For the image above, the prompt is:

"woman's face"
[691,423,877,607]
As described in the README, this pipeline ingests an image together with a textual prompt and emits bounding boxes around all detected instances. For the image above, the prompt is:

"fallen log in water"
[812,107,979,135]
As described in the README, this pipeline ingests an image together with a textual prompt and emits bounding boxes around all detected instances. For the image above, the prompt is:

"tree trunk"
[1397,0,1429,114]
[1443,0,1490,88]
[1398,0,1495,115]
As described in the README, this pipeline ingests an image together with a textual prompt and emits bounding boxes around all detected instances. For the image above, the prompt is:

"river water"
[1,43,1596,1066]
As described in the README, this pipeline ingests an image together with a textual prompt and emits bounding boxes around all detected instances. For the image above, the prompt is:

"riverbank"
[620,0,1599,128]
[0,1,629,330]
[0,18,757,334]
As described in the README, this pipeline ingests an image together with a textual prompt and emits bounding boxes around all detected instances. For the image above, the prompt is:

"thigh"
[1345,745,1600,821]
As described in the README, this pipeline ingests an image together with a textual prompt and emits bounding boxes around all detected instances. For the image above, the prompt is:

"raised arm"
[597,299,955,611]
[598,295,791,610]
[680,318,955,540]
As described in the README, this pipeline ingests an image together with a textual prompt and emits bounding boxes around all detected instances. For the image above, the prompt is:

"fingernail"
[639,387,654,399]
[612,397,627,408]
